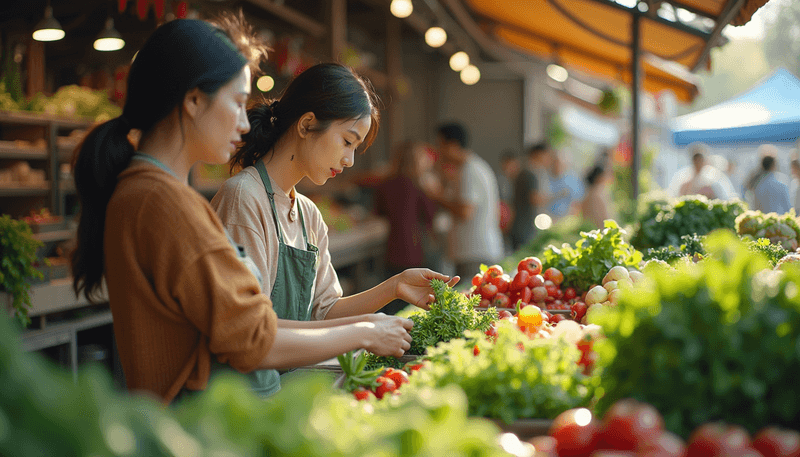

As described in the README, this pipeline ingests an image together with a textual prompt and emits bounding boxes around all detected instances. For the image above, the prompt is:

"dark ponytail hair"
[231,63,381,171]
[72,16,266,302]
[585,165,606,187]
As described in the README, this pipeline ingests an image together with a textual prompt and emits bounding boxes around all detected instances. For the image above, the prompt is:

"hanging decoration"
[120,0,170,20]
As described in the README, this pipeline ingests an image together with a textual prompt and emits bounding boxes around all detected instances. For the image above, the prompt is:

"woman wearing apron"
[70,17,413,405]
[212,64,459,343]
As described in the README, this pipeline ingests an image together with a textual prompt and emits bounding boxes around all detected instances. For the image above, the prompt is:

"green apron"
[132,154,281,398]
[254,159,319,321]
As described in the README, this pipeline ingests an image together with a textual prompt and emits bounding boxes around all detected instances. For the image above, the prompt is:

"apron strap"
[254,160,312,247]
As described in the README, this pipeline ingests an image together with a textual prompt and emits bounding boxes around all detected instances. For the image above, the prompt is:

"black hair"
[585,165,606,186]
[762,155,776,171]
[71,16,266,303]
[527,141,549,157]
[437,123,469,149]
[231,63,381,171]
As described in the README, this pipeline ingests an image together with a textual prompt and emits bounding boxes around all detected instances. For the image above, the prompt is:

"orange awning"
[464,0,770,102]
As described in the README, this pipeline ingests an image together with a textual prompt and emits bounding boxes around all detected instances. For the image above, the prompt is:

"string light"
[424,26,447,48]
[449,51,470,72]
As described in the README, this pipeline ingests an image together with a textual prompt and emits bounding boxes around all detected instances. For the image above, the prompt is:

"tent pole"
[631,11,641,202]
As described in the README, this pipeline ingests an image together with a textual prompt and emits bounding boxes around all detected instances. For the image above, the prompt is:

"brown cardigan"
[104,161,278,404]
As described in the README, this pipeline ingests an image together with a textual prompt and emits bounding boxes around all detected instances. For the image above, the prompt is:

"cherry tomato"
[498,309,513,320]
[518,256,543,276]
[352,386,376,401]
[473,345,480,356]
[492,292,510,308]
[529,274,546,288]
[494,274,511,294]
[511,270,530,291]
[686,422,750,457]
[484,325,499,340]
[598,399,664,451]
[752,427,800,457]
[518,286,532,304]
[382,368,410,388]
[486,265,504,280]
[532,286,548,302]
[404,363,424,372]
[571,302,589,321]
[471,273,485,287]
[545,282,559,298]
[638,431,687,457]
[528,436,558,457]
[550,313,566,324]
[564,287,577,300]
[479,283,498,300]
[373,376,397,399]
[543,267,564,286]
[479,298,491,307]
[550,408,601,457]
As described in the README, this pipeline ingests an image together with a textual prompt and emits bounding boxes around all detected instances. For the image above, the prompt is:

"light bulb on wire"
[94,18,125,51]
[32,5,65,42]
[425,26,447,48]
[449,51,470,72]
[460,65,480,85]
[390,0,413,18]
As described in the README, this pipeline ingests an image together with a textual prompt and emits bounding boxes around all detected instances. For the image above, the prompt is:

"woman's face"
[191,66,251,165]
[299,114,371,185]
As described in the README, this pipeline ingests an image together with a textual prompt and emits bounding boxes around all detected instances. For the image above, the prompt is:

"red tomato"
[550,408,601,457]
[479,298,491,307]
[405,363,424,372]
[550,313,566,324]
[373,376,397,399]
[545,282,559,298]
[473,344,480,356]
[638,431,686,457]
[529,274,546,288]
[511,270,530,291]
[491,292,509,308]
[542,310,553,323]
[471,273,484,287]
[532,286,548,302]
[486,265,504,280]
[752,427,800,457]
[543,267,564,286]
[686,423,751,457]
[498,310,513,320]
[479,283,498,300]
[353,386,375,401]
[564,287,577,299]
[382,368,410,388]
[518,256,543,276]
[571,302,589,321]
[529,436,558,457]
[495,274,511,294]
[518,286,532,304]
[598,399,664,451]
[484,325,499,340]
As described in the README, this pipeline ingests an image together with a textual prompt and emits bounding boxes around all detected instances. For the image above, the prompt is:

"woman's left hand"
[393,269,459,310]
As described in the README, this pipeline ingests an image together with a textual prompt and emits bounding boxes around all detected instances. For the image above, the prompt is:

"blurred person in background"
[745,145,783,206]
[548,150,584,220]
[677,145,737,200]
[431,123,503,280]
[498,149,520,254]
[754,155,791,214]
[510,142,553,250]
[790,159,800,211]
[374,141,440,314]
[581,165,616,229]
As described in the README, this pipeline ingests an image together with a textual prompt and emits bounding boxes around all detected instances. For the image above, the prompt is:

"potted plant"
[0,214,44,327]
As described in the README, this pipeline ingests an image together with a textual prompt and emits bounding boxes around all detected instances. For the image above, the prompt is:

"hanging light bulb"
[257,75,275,92]
[94,18,125,51]
[390,0,413,18]
[32,5,65,42]
[546,64,569,82]
[449,51,470,72]
[460,65,480,85]
[424,26,447,48]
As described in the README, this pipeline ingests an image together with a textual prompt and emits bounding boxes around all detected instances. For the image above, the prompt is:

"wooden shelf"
[0,110,94,129]
[0,141,48,160]
[2,277,106,318]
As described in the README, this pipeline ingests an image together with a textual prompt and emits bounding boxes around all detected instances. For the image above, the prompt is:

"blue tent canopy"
[672,68,800,146]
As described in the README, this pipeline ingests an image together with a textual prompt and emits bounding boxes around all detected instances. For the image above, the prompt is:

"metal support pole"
[631,12,641,201]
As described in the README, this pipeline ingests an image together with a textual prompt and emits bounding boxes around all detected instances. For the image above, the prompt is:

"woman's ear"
[297,112,317,138]
[183,87,206,120]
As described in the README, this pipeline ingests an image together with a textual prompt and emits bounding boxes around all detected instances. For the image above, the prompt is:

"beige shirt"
[211,166,342,320]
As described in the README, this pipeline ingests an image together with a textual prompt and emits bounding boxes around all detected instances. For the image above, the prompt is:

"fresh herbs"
[541,220,643,293]
[0,215,44,327]
[406,279,497,355]
[595,230,800,437]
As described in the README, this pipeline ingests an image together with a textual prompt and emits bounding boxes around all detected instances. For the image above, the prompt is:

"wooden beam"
[690,0,746,72]
[330,0,347,61]
[245,0,327,38]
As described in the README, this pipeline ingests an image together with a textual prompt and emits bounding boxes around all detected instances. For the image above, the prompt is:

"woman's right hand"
[357,313,413,358]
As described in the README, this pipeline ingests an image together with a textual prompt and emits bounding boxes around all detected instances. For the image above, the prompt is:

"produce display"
[539,398,800,457]
[594,230,800,437]
[736,209,800,251]
[631,194,747,250]
[0,215,44,326]
[0,83,121,122]
[644,232,791,267]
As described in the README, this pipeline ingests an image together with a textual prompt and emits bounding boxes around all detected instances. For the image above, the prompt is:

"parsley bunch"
[407,279,497,355]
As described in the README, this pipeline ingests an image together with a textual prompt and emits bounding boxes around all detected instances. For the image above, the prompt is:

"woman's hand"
[358,314,413,358]
[392,269,459,310]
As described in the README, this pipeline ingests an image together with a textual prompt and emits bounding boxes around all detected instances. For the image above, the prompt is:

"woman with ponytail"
[71,17,413,405]
[212,64,458,332]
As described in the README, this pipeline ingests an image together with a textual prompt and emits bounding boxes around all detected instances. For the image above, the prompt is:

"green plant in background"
[631,194,747,250]
[408,320,598,423]
[547,114,567,148]
[594,230,800,437]
[597,89,621,115]
[0,215,44,327]
[542,220,643,292]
